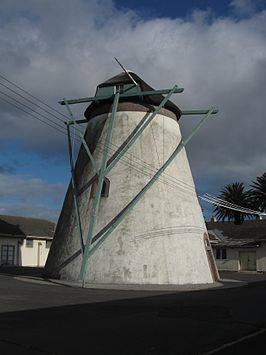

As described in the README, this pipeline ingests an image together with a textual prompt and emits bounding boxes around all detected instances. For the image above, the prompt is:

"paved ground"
[1,267,266,354]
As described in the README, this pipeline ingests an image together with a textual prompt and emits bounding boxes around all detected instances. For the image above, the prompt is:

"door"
[1,245,15,265]
[239,251,256,271]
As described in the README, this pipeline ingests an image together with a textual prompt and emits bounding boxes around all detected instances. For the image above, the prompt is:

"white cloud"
[230,0,257,16]
[0,203,60,222]
[0,0,265,211]
[0,173,66,203]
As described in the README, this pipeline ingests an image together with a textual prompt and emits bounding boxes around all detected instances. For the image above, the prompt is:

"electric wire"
[96,139,196,192]
[0,80,68,125]
[0,95,70,137]
[0,73,197,195]
[0,86,186,192]
[200,194,266,216]
[205,193,264,214]
[0,89,67,131]
[204,194,264,215]
[201,196,265,216]
[0,73,69,120]
[0,73,197,192]
[95,142,196,194]
[96,137,195,192]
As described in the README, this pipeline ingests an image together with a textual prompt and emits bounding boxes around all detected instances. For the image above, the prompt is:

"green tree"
[250,172,266,212]
[213,182,253,225]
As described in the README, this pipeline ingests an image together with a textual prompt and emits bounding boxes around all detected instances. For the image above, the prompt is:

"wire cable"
[204,194,264,214]
[0,73,69,120]
[200,194,266,216]
[0,89,67,131]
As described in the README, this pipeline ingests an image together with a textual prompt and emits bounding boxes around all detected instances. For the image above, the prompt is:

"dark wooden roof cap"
[84,72,181,121]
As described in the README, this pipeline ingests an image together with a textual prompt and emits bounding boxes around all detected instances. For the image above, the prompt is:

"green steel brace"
[78,107,217,272]
[59,87,184,105]
[79,91,120,280]
[104,85,179,176]
[64,109,84,254]
[79,136,98,173]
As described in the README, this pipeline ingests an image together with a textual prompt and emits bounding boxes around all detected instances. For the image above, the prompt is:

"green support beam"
[59,87,184,105]
[79,135,98,174]
[79,91,120,280]
[66,124,84,254]
[105,85,179,175]
[181,109,218,115]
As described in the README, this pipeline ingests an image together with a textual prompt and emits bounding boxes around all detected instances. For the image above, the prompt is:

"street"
[1,268,266,354]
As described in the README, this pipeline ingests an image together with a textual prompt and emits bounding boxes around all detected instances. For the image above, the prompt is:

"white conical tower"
[45,72,218,286]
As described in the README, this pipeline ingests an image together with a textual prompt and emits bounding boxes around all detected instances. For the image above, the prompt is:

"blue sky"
[0,0,265,222]
[115,0,265,18]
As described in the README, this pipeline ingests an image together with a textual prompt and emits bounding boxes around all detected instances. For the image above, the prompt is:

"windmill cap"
[84,71,181,120]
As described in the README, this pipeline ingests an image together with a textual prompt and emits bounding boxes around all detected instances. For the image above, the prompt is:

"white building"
[45,72,218,286]
[0,215,55,267]
[207,220,266,272]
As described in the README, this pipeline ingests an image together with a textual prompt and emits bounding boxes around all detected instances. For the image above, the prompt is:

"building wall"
[215,243,266,272]
[0,237,51,267]
[215,248,240,271]
[46,110,214,285]
[256,243,266,272]
[20,238,50,267]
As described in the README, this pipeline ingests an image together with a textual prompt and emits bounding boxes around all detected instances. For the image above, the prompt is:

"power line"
[0,72,198,194]
[96,139,195,192]
[0,80,67,124]
[200,194,266,216]
[0,73,69,120]
[0,95,69,137]
[0,89,67,131]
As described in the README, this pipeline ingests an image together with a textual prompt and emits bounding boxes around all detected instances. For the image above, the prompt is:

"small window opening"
[90,178,110,198]
[216,248,227,260]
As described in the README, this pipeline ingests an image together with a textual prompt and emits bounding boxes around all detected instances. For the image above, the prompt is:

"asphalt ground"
[1,267,266,354]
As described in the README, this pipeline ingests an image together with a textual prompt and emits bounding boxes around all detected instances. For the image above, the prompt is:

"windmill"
[44,65,219,286]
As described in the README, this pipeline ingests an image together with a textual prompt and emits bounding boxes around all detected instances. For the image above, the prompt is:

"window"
[1,245,15,265]
[26,239,33,248]
[46,240,52,248]
[216,248,227,260]
[90,178,110,198]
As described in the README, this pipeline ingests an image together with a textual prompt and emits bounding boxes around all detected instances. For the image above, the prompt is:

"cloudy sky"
[0,0,265,222]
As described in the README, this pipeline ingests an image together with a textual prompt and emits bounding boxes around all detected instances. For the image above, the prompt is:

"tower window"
[90,178,110,198]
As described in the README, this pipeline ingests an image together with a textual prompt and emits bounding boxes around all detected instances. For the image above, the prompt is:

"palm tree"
[213,182,253,225]
[250,172,266,212]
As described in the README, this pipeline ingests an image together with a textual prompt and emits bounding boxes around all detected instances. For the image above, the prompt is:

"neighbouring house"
[0,215,55,267]
[207,219,266,272]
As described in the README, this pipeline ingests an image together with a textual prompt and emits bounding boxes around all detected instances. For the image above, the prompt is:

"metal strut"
[64,99,84,254]
[79,90,120,280]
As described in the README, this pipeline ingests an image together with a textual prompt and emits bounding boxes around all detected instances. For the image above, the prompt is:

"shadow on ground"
[1,267,266,354]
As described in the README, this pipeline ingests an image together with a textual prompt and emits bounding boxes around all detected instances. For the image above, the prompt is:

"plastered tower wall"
[45,106,215,285]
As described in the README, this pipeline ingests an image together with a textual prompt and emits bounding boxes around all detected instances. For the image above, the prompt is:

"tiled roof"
[207,220,266,247]
[0,215,55,239]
